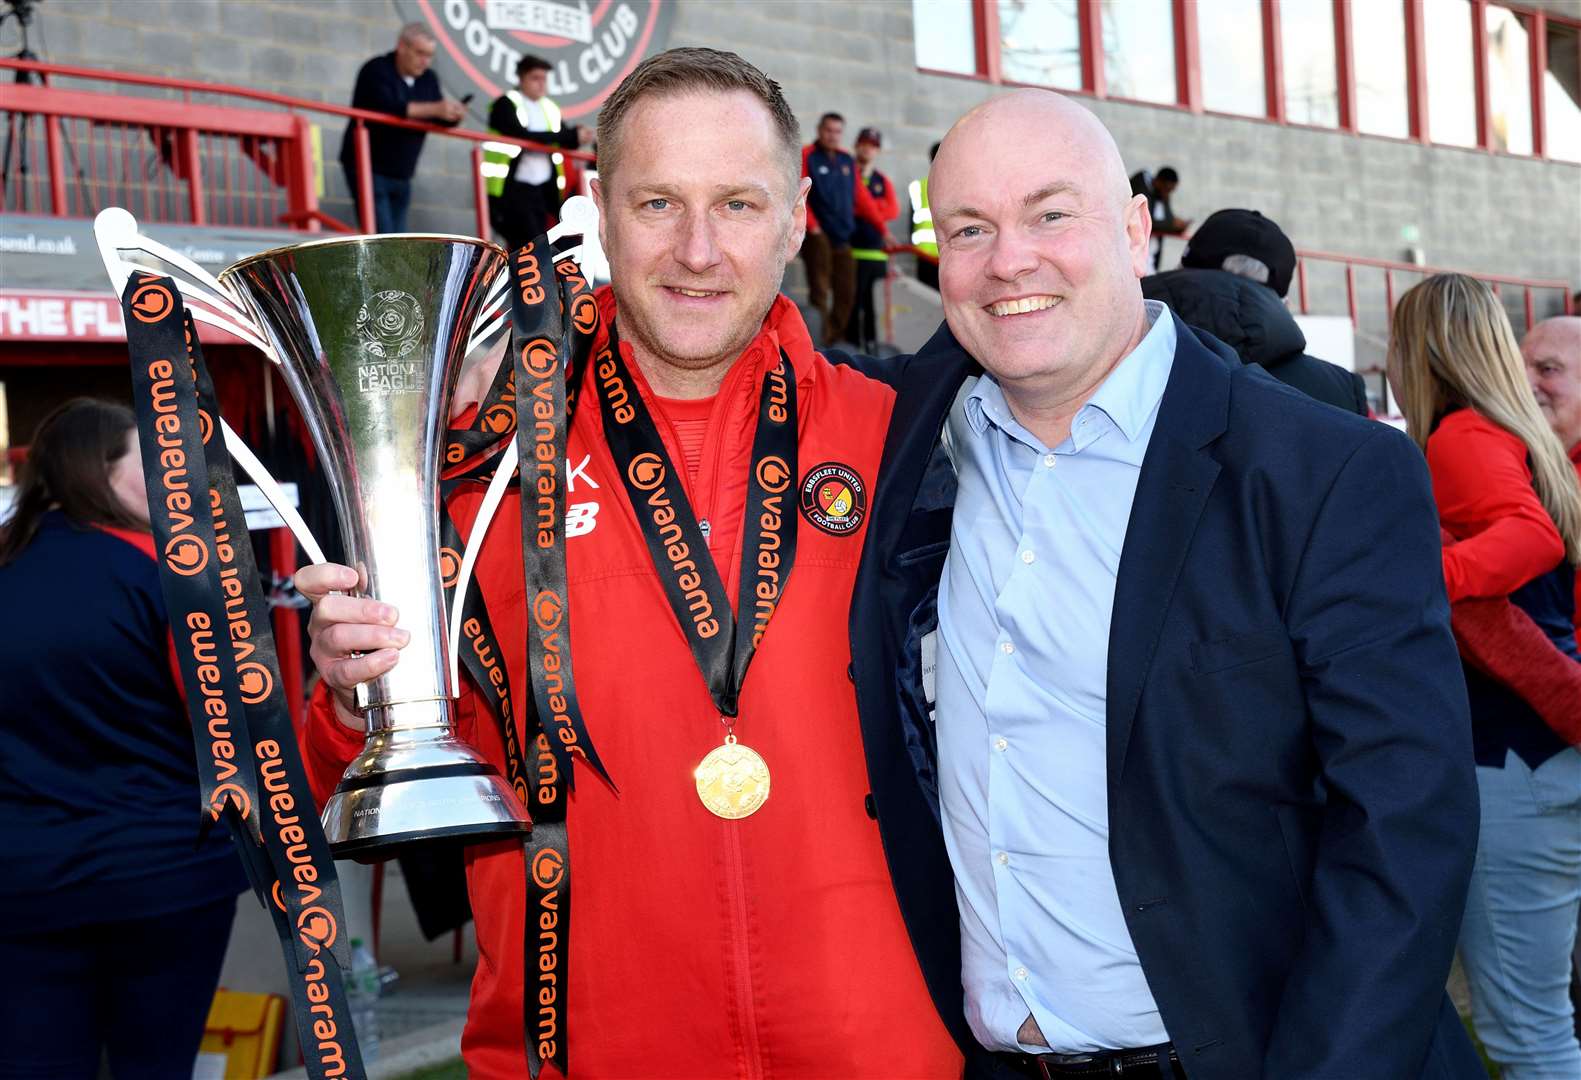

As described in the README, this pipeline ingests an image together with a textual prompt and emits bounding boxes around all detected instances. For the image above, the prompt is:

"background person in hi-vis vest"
[907,140,940,291]
[483,54,592,253]
[847,127,899,354]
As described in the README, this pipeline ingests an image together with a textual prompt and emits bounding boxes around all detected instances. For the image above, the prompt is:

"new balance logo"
[565,501,599,538]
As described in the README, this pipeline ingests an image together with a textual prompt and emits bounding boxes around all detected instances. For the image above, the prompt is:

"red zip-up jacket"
[301,292,962,1079]
[1427,408,1565,602]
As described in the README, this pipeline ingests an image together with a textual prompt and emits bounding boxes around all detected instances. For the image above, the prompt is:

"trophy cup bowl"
[220,233,529,860]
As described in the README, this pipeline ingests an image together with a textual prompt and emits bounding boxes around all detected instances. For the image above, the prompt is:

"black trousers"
[0,896,237,1079]
[971,1053,1188,1080]
[848,257,887,352]
[491,176,561,254]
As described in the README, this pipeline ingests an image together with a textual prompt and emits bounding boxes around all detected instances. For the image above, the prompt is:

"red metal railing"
[1294,248,1575,331]
[1,79,311,227]
[890,242,1574,332]
[0,57,595,237]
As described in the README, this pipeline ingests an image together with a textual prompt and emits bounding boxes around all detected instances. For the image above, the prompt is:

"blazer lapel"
[1106,319,1232,782]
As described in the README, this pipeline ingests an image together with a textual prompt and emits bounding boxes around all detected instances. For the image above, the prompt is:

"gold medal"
[694,733,771,819]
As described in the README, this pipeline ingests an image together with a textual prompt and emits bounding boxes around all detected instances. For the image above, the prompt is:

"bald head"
[924,89,1154,439]
[931,90,1134,223]
[1523,316,1581,362]
[1523,316,1581,450]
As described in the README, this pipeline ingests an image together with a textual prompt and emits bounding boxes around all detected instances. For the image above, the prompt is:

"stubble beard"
[613,258,789,383]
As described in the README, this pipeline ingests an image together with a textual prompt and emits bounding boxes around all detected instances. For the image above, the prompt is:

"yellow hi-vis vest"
[908,177,937,258]
[481,90,564,198]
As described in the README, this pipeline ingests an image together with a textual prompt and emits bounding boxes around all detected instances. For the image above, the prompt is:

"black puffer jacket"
[1143,268,1369,415]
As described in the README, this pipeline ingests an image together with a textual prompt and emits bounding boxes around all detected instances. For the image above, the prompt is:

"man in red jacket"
[294,48,963,1080]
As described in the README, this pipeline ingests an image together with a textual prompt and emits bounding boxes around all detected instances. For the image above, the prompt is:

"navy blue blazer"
[849,317,1484,1079]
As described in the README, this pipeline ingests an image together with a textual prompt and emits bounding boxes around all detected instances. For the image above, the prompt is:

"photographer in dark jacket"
[1145,209,1369,415]
[339,23,466,233]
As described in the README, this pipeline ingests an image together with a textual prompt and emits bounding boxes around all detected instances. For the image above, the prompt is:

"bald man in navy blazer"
[848,91,1482,1080]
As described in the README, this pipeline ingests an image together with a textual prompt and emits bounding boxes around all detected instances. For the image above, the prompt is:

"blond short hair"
[595,48,800,187]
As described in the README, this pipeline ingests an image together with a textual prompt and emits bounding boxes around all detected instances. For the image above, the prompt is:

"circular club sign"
[406,0,673,120]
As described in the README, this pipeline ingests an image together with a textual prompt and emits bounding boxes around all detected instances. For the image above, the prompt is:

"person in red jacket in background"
[1524,315,1581,636]
[1390,274,1581,1080]
[800,112,887,346]
[846,127,901,353]
[293,49,964,1080]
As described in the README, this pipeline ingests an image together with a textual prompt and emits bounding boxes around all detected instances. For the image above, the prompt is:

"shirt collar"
[964,300,1176,445]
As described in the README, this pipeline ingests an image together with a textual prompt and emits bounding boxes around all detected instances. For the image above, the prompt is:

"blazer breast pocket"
[1190,628,1290,675]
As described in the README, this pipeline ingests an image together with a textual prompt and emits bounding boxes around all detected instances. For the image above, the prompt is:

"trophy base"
[320,704,532,863]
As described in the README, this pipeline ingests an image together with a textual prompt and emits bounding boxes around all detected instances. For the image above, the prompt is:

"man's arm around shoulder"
[1265,422,1478,1077]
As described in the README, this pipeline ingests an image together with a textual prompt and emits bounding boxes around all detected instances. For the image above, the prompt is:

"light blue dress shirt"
[936,301,1176,1053]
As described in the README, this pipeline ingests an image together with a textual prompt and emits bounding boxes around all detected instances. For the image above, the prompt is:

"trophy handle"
[548,195,607,283]
[220,419,327,565]
[467,271,510,356]
[94,208,281,361]
[462,194,604,356]
[96,208,327,566]
[447,435,520,688]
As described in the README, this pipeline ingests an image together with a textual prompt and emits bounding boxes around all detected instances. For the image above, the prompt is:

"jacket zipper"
[722,820,765,1079]
[675,334,771,1076]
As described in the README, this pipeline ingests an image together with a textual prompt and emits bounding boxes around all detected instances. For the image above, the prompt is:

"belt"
[1000,1042,1181,1078]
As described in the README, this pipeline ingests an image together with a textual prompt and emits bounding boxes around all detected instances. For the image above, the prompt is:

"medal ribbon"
[508,241,611,790]
[593,323,799,722]
[122,275,364,1080]
[502,239,611,1078]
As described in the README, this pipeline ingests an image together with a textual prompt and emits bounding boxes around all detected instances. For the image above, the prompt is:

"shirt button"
[994,737,1008,752]
[1000,640,1015,655]
[1042,453,1057,468]
[1020,549,1035,565]
[1014,966,1029,980]
[996,851,1009,866]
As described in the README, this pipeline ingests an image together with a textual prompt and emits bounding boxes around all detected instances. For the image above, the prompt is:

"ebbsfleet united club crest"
[799,462,867,537]
[403,0,674,120]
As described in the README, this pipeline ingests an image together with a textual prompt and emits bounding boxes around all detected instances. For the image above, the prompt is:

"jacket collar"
[593,287,816,395]
[589,288,818,501]
[1104,316,1232,779]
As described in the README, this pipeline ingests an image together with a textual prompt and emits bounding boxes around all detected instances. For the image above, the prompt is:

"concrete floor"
[211,856,473,1077]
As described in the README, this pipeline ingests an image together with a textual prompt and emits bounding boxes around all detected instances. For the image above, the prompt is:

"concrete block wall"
[22,0,1579,329]
[671,0,1579,329]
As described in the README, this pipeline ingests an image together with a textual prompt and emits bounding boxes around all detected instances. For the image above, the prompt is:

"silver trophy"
[94,203,607,859]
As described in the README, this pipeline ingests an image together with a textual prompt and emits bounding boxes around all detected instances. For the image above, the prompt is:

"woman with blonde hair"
[1389,272,1581,1079]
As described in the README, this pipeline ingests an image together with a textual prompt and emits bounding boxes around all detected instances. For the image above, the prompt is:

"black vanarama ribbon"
[122,275,365,1080]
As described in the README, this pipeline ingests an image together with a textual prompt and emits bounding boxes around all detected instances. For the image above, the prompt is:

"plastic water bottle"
[347,937,381,1063]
